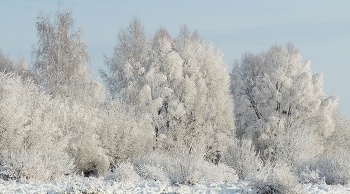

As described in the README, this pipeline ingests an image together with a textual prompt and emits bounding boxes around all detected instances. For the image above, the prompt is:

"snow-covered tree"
[0,51,35,81]
[102,22,235,162]
[0,50,16,73]
[144,29,187,151]
[32,9,104,104]
[174,27,235,161]
[31,9,108,177]
[324,111,350,155]
[231,44,338,164]
[101,18,148,101]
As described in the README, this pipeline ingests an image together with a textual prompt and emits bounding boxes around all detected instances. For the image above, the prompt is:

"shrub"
[68,136,109,177]
[104,162,141,183]
[134,150,238,185]
[316,153,350,185]
[98,101,154,164]
[133,150,202,185]
[134,163,169,182]
[0,73,75,182]
[223,139,263,179]
[294,162,324,185]
[249,162,305,194]
[196,162,238,183]
[0,149,74,182]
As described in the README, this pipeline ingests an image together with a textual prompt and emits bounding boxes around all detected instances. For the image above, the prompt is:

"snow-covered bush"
[316,153,350,185]
[0,150,50,182]
[310,111,350,185]
[134,150,238,185]
[134,163,169,182]
[134,151,202,185]
[249,162,305,194]
[295,162,324,185]
[195,162,238,184]
[223,139,263,179]
[165,150,204,185]
[296,152,350,185]
[68,135,109,177]
[30,9,109,179]
[98,100,154,164]
[0,149,74,182]
[104,162,141,183]
[0,72,74,181]
[273,126,323,166]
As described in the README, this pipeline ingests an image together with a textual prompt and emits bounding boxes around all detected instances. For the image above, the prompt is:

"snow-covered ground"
[0,178,349,194]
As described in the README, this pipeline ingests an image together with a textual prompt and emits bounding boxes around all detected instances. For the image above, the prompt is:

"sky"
[1,1,350,118]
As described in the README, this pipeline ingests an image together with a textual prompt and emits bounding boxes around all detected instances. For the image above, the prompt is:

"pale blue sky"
[1,1,350,118]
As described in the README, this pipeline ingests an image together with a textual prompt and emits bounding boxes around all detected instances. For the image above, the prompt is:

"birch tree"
[32,9,107,176]
[32,9,104,104]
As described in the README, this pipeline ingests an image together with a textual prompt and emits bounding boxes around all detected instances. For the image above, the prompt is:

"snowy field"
[0,178,349,194]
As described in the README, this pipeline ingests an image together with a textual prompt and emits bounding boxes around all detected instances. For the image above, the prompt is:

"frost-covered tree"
[31,9,108,177]
[174,27,235,161]
[0,51,35,81]
[0,50,16,73]
[32,9,104,103]
[101,18,148,100]
[142,29,184,151]
[324,111,350,155]
[231,44,338,164]
[102,22,235,162]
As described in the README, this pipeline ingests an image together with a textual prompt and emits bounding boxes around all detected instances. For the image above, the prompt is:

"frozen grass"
[0,177,349,193]
[0,176,252,194]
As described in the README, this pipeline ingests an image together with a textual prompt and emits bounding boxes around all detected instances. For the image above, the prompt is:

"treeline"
[0,9,349,193]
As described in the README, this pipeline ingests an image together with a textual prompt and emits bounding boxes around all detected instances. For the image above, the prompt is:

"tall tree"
[32,9,107,176]
[101,18,148,101]
[174,28,235,161]
[102,22,235,162]
[32,9,103,103]
[231,44,338,164]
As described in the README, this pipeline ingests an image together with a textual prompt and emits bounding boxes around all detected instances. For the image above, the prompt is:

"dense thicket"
[0,9,349,192]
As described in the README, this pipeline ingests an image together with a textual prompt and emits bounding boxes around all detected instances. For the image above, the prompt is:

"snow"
[303,184,350,194]
[0,178,349,194]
